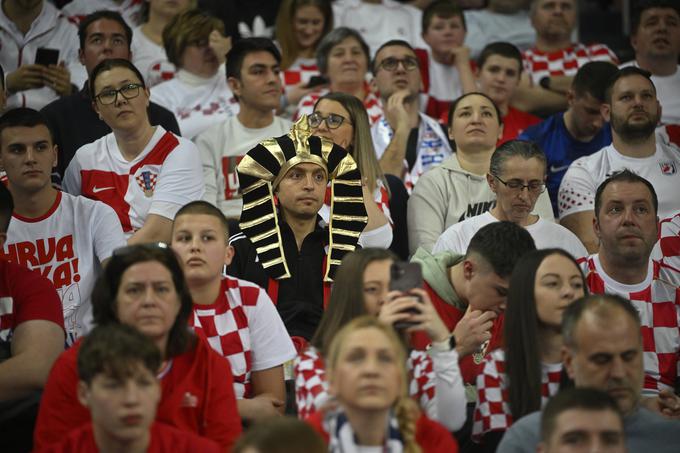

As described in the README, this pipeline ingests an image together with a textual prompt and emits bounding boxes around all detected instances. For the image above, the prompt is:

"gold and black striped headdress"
[237,115,368,282]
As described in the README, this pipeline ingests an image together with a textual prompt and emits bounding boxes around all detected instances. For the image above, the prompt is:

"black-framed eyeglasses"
[95,83,144,105]
[112,242,170,257]
[493,175,546,194]
[308,112,352,130]
[378,57,419,72]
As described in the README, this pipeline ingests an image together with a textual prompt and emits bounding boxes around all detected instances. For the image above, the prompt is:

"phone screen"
[35,48,60,66]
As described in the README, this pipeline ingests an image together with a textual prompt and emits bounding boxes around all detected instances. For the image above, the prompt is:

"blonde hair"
[325,316,421,453]
[163,9,225,68]
[275,0,333,70]
[314,92,389,197]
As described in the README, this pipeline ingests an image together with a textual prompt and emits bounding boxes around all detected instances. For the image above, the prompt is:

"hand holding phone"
[35,48,60,67]
[388,262,423,330]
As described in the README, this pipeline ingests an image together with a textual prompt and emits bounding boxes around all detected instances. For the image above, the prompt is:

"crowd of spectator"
[0,0,679,452]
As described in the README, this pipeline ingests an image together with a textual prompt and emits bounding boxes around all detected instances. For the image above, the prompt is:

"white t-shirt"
[427,49,463,103]
[61,0,143,27]
[150,69,239,139]
[558,140,680,220]
[463,9,536,59]
[1,191,126,344]
[432,211,588,260]
[195,115,292,218]
[131,25,176,87]
[620,61,680,126]
[63,126,205,238]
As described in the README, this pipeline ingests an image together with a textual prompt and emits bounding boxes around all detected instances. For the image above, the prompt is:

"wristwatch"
[427,334,457,353]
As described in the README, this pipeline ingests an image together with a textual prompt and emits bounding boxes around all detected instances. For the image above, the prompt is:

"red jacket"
[306,410,458,453]
[34,336,242,451]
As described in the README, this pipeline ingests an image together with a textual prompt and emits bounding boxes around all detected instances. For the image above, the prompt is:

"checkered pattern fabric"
[294,346,436,419]
[282,61,320,95]
[135,171,158,192]
[658,212,680,272]
[0,296,14,342]
[191,277,267,399]
[149,61,177,86]
[473,349,562,440]
[522,43,618,85]
[294,87,384,126]
[583,256,680,393]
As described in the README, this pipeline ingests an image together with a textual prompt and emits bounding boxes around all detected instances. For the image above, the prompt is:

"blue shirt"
[519,113,612,215]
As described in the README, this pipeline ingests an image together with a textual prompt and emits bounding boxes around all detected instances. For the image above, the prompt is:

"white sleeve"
[195,129,221,207]
[148,139,205,219]
[432,225,466,255]
[90,201,127,261]
[533,189,555,221]
[429,348,467,432]
[248,289,297,372]
[357,222,393,249]
[63,154,83,196]
[558,160,597,219]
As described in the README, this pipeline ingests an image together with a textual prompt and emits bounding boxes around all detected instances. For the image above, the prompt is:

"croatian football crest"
[136,170,158,197]
[659,161,677,175]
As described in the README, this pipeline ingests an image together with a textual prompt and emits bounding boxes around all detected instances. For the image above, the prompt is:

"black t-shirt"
[198,0,282,40]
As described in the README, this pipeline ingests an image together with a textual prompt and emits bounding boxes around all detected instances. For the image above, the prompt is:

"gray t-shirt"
[497,406,680,453]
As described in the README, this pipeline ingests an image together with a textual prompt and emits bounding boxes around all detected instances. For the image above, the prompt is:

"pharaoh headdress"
[237,116,368,282]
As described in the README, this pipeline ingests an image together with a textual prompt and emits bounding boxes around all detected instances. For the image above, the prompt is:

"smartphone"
[305,75,329,89]
[389,262,423,330]
[35,48,59,66]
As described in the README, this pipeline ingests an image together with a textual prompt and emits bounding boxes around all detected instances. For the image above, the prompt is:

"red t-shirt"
[34,336,242,451]
[498,106,541,145]
[38,422,221,453]
[306,410,458,453]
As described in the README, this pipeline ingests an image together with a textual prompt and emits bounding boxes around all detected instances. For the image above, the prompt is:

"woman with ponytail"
[306,316,458,452]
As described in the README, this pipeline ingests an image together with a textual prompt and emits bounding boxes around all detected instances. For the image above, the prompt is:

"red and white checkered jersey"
[131,25,176,87]
[582,254,680,393]
[294,346,437,420]
[473,349,562,440]
[522,43,618,85]
[1,191,125,344]
[558,142,680,220]
[63,127,204,238]
[282,58,319,96]
[61,0,143,27]
[653,212,680,277]
[294,87,384,126]
[191,276,296,399]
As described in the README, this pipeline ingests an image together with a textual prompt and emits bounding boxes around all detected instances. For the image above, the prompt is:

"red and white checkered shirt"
[294,86,384,126]
[191,276,296,399]
[294,346,436,419]
[522,43,618,85]
[582,255,680,394]
[473,349,562,440]
[282,58,319,97]
[656,212,680,275]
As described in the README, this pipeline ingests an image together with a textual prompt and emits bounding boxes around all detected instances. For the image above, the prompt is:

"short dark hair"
[78,10,132,51]
[422,0,466,33]
[631,0,680,36]
[78,323,161,385]
[604,66,656,104]
[571,61,619,102]
[226,37,282,80]
[466,221,537,278]
[315,27,370,75]
[593,169,659,219]
[541,387,623,443]
[89,58,146,100]
[372,39,416,74]
[91,243,195,358]
[489,140,546,178]
[234,416,326,453]
[174,200,230,239]
[477,41,522,74]
[448,92,503,128]
[562,294,641,350]
[0,183,13,233]
[0,107,55,145]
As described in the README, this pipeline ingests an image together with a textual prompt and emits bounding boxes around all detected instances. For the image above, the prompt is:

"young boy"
[418,0,476,121]
[42,324,219,452]
[171,201,296,423]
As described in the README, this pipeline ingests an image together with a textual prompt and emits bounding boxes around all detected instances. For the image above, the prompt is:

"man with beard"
[558,67,680,252]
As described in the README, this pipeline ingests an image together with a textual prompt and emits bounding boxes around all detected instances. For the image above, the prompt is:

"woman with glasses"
[294,27,383,125]
[63,58,204,245]
[34,243,242,451]
[309,92,409,254]
[471,249,587,451]
[305,316,459,452]
[150,9,237,139]
[432,140,587,260]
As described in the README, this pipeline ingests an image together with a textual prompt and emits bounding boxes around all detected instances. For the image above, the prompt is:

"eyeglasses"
[308,112,352,129]
[493,175,546,194]
[377,57,419,72]
[95,83,144,105]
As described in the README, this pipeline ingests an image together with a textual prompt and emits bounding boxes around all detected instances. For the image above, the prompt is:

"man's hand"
[641,390,680,419]
[384,90,411,131]
[238,393,284,422]
[450,45,471,68]
[209,29,232,65]
[44,62,73,96]
[5,64,47,93]
[452,305,497,357]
